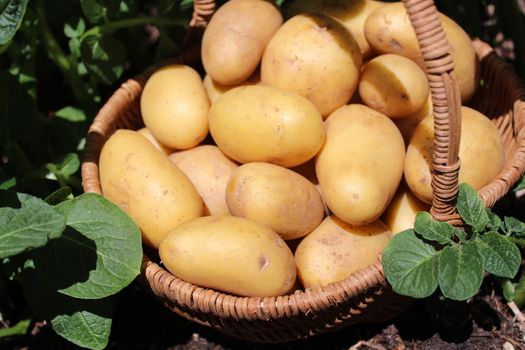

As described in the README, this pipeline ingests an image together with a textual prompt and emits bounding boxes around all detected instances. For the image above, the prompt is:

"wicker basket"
[81,0,525,343]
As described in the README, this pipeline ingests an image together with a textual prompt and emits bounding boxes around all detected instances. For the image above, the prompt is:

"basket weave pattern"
[81,0,525,343]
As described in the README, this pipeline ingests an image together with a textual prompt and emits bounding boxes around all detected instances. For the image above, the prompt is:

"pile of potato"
[98,0,505,297]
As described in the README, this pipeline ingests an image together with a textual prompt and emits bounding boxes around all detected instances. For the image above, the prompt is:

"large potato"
[137,127,173,155]
[99,130,203,248]
[209,85,325,167]
[286,0,384,59]
[261,13,362,118]
[159,216,297,297]
[295,215,391,288]
[226,162,324,240]
[169,145,238,216]
[141,65,209,150]
[316,104,405,225]
[202,0,282,85]
[359,54,429,118]
[382,182,430,235]
[364,2,479,102]
[405,107,505,204]
[394,94,433,146]
[203,71,261,105]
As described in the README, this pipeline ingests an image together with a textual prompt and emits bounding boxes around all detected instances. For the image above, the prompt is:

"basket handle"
[402,0,462,223]
[181,0,216,48]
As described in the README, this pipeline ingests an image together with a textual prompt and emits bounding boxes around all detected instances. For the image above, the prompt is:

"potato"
[203,71,261,104]
[159,216,297,297]
[382,182,430,235]
[141,64,209,150]
[137,127,173,155]
[261,13,362,118]
[394,94,433,146]
[286,0,384,59]
[359,54,429,118]
[202,0,282,85]
[209,85,325,167]
[316,104,405,225]
[99,130,203,248]
[169,145,238,216]
[364,2,479,102]
[226,162,324,240]
[295,215,391,288]
[405,107,505,204]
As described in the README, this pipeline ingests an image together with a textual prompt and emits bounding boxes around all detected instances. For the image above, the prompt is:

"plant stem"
[35,0,92,107]
[508,237,525,248]
[80,16,187,41]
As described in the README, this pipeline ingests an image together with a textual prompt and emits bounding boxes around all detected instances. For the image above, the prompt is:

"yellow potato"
[394,94,433,146]
[99,130,203,248]
[141,64,209,150]
[295,215,391,288]
[201,0,282,85]
[209,85,325,167]
[226,162,324,240]
[203,71,261,105]
[359,54,429,118]
[137,127,173,155]
[286,0,384,59]
[405,106,505,204]
[261,13,362,118]
[316,104,405,225]
[159,216,297,297]
[169,145,238,216]
[381,182,430,235]
[364,2,480,102]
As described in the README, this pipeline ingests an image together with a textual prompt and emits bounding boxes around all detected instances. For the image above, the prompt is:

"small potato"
[381,182,430,235]
[209,85,325,167]
[141,64,209,150]
[295,215,391,288]
[394,94,433,146]
[99,130,203,248]
[202,0,283,85]
[226,162,324,240]
[359,54,429,118]
[137,127,173,155]
[364,2,479,102]
[169,145,238,216]
[159,216,297,297]
[286,0,385,59]
[405,107,505,204]
[261,13,362,118]
[203,71,261,104]
[316,104,405,225]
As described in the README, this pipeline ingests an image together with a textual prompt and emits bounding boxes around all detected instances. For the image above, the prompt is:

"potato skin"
[203,72,261,105]
[405,107,505,204]
[394,94,433,146]
[295,215,391,288]
[202,0,282,85]
[159,216,297,297]
[364,2,479,102]
[359,54,429,118]
[226,162,324,240]
[209,85,325,167]
[137,127,173,155]
[261,13,362,118]
[141,64,209,150]
[99,130,203,248]
[316,104,405,225]
[169,145,238,216]
[286,0,384,59]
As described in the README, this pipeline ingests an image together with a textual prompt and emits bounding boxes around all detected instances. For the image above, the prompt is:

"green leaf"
[64,17,86,39]
[0,193,65,258]
[81,35,126,85]
[438,242,484,300]
[0,0,29,45]
[486,209,502,231]
[515,175,525,192]
[0,318,30,338]
[476,232,521,278]
[55,106,87,122]
[0,176,16,190]
[456,183,488,232]
[382,230,440,298]
[180,0,193,10]
[35,193,141,299]
[499,278,516,302]
[414,211,455,245]
[504,216,525,236]
[44,186,72,205]
[80,0,121,24]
